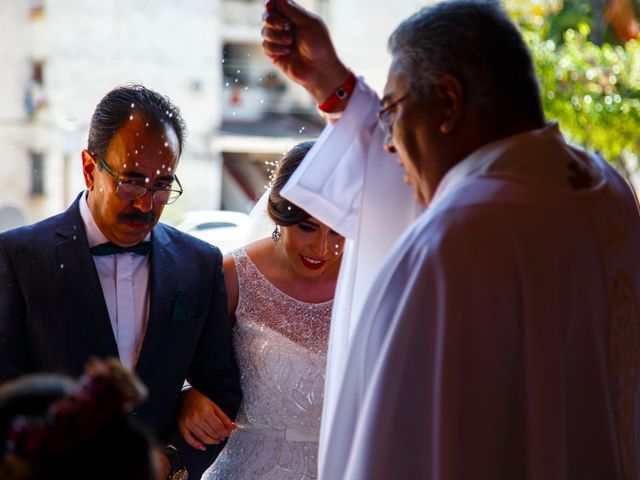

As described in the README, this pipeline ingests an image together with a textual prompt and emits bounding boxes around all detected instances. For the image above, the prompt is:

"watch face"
[171,469,189,480]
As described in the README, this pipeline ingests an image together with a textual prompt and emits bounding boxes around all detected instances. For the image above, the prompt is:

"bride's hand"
[177,387,236,450]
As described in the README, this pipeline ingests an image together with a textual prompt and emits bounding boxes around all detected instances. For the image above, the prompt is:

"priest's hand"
[261,0,351,106]
[177,387,236,450]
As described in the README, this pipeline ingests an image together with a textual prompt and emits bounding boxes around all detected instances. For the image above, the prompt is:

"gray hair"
[389,0,544,124]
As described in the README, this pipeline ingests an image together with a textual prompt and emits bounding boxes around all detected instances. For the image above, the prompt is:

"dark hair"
[87,84,187,163]
[389,0,544,124]
[0,359,155,480]
[267,141,315,226]
[0,375,74,458]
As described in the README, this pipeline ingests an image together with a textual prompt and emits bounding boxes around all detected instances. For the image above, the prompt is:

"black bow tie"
[90,241,151,256]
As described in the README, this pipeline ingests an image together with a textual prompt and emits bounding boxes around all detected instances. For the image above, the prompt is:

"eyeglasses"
[96,155,183,205]
[377,94,409,142]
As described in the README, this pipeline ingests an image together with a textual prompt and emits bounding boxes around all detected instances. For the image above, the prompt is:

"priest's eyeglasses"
[96,156,183,205]
[377,94,409,141]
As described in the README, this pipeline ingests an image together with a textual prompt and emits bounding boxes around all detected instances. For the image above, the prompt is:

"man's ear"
[434,74,464,134]
[81,150,97,189]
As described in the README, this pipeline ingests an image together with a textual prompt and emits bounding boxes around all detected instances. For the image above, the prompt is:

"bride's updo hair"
[268,141,316,226]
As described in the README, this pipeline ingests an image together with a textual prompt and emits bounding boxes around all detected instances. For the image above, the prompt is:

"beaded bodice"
[204,249,332,479]
[230,247,332,433]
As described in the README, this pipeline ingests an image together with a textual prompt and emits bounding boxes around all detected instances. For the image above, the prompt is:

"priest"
[262,0,640,479]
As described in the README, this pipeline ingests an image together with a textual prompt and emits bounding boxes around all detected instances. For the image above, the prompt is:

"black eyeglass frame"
[94,154,183,205]
[377,93,410,142]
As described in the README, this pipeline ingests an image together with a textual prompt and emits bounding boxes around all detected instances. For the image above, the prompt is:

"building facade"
[0,0,425,229]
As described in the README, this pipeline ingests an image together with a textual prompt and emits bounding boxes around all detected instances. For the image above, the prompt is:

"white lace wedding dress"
[203,248,332,479]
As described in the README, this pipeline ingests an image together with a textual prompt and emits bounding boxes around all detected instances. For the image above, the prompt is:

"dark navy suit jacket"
[0,194,241,478]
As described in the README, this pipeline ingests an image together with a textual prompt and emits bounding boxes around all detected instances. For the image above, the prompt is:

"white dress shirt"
[79,191,150,369]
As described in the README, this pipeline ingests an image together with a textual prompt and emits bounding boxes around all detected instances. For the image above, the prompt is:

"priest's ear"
[433,74,464,134]
[81,150,97,190]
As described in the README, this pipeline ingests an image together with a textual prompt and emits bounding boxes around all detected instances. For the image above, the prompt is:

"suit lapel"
[135,224,178,376]
[54,196,119,357]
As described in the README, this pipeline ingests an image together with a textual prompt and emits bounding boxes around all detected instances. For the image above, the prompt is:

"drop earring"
[272,225,281,244]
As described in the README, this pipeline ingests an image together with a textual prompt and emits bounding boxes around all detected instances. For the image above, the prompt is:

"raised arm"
[261,0,352,110]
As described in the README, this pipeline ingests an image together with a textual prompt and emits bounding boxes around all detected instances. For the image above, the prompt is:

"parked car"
[175,210,250,253]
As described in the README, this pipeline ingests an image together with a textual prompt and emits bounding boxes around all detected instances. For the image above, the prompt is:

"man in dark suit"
[0,84,241,479]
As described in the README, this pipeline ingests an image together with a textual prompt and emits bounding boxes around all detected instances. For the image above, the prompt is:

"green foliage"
[506,1,640,177]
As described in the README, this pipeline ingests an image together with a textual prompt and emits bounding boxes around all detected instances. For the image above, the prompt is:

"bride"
[177,141,345,479]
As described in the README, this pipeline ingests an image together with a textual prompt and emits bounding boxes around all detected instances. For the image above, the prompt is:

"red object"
[318,72,357,113]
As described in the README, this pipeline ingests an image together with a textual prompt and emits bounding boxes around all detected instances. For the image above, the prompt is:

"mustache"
[119,211,156,224]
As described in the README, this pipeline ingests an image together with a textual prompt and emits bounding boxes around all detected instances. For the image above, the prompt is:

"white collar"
[79,190,109,248]
[431,122,603,204]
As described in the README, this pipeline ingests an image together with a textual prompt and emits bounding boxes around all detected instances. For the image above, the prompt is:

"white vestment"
[281,78,418,474]
[283,80,640,479]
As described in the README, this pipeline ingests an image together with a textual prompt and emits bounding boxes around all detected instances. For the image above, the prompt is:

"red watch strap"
[318,73,357,113]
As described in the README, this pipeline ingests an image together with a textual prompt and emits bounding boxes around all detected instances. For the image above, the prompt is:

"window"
[25,60,47,119]
[221,42,315,121]
[30,151,44,196]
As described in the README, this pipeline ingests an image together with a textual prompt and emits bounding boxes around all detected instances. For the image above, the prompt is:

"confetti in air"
[264,159,281,188]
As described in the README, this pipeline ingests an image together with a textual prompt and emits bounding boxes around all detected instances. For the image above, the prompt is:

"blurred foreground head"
[0,358,155,480]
